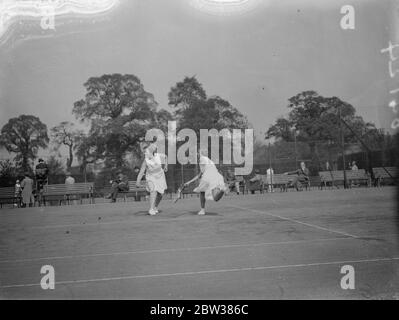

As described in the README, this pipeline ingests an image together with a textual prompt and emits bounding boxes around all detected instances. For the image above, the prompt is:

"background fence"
[1,140,398,192]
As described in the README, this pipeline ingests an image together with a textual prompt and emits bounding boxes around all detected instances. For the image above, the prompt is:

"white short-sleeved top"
[199,155,217,174]
[145,153,165,175]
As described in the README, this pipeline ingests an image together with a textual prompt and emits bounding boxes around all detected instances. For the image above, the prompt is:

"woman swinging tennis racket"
[136,143,168,215]
[183,149,228,215]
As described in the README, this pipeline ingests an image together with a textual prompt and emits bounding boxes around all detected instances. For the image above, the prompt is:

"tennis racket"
[173,183,186,203]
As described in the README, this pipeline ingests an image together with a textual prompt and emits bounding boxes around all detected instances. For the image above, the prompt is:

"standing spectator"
[285,162,310,191]
[21,173,35,207]
[132,166,141,181]
[105,172,129,203]
[14,179,22,207]
[266,167,274,193]
[351,161,359,187]
[65,173,76,205]
[234,178,242,195]
[65,172,75,185]
[325,161,330,171]
[35,158,49,206]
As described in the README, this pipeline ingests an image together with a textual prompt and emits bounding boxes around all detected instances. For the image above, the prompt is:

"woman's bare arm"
[184,173,201,186]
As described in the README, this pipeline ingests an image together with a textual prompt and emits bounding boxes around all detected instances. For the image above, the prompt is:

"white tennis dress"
[145,153,167,194]
[194,155,226,200]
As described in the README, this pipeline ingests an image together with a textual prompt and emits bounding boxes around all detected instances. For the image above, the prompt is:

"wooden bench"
[262,173,295,192]
[346,169,371,187]
[319,169,369,189]
[308,176,322,190]
[43,182,94,205]
[372,167,398,187]
[247,174,264,194]
[123,181,147,201]
[102,181,148,202]
[0,187,21,208]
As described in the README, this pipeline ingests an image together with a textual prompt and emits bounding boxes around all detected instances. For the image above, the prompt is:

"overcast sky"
[0,0,396,159]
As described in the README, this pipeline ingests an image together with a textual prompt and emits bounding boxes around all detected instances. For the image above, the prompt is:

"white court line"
[2,256,399,289]
[1,232,397,264]
[229,205,359,239]
[0,236,351,264]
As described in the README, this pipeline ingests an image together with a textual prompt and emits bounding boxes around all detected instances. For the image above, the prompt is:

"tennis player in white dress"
[184,150,227,215]
[136,143,168,215]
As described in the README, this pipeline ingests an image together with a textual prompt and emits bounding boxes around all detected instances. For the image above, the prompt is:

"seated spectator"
[249,169,262,194]
[284,162,310,191]
[224,169,240,195]
[105,172,129,202]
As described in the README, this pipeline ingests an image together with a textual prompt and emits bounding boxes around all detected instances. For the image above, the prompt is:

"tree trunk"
[21,155,30,174]
[115,154,124,169]
[67,145,73,170]
[308,142,319,175]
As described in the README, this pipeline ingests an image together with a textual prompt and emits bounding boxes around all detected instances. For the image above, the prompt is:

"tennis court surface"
[0,187,398,299]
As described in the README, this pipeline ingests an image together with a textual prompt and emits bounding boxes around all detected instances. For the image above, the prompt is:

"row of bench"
[241,167,398,193]
[319,167,398,188]
[0,167,397,207]
[0,181,148,208]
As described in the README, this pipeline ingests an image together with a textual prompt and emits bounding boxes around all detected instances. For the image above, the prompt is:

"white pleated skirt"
[194,168,226,200]
[146,170,167,194]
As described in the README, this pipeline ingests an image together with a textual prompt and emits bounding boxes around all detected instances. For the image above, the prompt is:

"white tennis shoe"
[198,209,206,215]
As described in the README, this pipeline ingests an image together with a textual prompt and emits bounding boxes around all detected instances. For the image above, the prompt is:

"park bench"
[102,181,148,202]
[0,187,21,208]
[43,182,94,205]
[124,181,147,201]
[247,174,288,192]
[346,169,371,187]
[372,167,398,187]
[270,174,312,192]
[308,176,322,190]
[319,169,369,189]
[267,174,295,192]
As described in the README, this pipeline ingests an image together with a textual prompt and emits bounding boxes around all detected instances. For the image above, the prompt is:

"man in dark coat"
[35,158,49,205]
[106,172,129,202]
